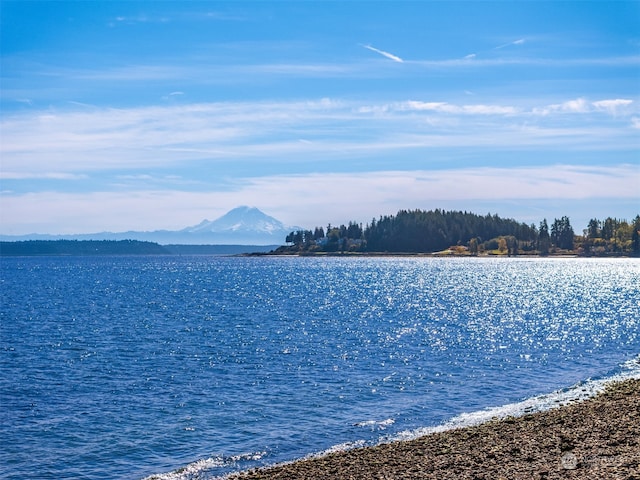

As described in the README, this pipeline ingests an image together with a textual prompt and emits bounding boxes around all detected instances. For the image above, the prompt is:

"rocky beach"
[229,378,640,480]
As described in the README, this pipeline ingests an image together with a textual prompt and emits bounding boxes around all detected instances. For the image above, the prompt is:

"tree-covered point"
[582,216,640,255]
[0,240,170,256]
[280,209,640,256]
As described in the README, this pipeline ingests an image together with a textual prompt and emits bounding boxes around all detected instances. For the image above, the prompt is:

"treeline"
[0,240,169,256]
[280,209,640,256]
[582,217,640,255]
[366,210,537,253]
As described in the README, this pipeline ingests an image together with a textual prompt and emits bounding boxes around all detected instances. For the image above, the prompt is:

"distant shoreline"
[1,239,636,258]
[245,250,635,259]
[0,240,277,257]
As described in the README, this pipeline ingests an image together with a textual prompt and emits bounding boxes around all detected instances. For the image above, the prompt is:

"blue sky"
[1,1,639,235]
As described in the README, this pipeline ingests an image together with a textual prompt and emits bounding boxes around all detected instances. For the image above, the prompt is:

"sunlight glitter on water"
[1,256,638,480]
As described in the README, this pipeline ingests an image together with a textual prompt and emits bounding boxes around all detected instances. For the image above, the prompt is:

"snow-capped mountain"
[175,206,298,244]
[183,206,289,235]
[0,207,299,246]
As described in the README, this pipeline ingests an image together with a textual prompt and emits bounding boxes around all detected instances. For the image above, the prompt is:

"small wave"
[148,355,640,480]
[354,418,395,430]
[206,441,369,480]
[143,451,266,480]
[385,353,640,444]
[306,439,367,459]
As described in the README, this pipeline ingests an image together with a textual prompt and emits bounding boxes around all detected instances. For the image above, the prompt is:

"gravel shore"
[228,378,640,479]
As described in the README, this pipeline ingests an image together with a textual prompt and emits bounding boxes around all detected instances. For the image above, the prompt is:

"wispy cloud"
[2,165,637,234]
[162,91,186,101]
[534,98,634,116]
[108,14,171,27]
[109,10,247,26]
[8,54,638,99]
[535,98,590,115]
[0,172,88,180]
[410,55,640,69]
[399,101,519,115]
[361,44,404,63]
[2,97,637,180]
[74,65,192,81]
[592,99,634,115]
[495,38,526,49]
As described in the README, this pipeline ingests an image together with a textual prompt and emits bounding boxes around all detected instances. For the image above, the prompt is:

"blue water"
[1,256,639,479]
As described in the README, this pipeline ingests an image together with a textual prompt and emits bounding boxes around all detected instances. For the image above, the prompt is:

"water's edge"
[145,354,640,480]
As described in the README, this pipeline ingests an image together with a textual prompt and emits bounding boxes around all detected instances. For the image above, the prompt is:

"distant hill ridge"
[0,206,298,246]
[0,240,277,256]
[0,240,169,256]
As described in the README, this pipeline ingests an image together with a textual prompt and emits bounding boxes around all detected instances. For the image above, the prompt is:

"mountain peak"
[226,205,265,218]
[183,206,290,235]
[0,206,298,246]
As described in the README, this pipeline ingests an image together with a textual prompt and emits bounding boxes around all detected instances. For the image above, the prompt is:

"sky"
[1,0,639,235]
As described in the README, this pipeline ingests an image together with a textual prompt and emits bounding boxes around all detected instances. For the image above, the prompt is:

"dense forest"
[0,240,169,256]
[280,210,640,256]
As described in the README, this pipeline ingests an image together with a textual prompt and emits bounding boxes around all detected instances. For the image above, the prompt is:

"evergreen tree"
[601,218,616,242]
[538,219,550,255]
[632,215,640,256]
[280,210,637,255]
[550,216,574,250]
[587,219,601,239]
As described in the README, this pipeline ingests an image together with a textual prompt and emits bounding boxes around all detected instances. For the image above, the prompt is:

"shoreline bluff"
[226,378,640,480]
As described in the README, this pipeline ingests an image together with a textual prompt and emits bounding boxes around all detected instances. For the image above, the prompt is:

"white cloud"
[592,99,633,115]
[537,98,590,115]
[399,101,518,115]
[461,104,519,115]
[361,44,404,63]
[74,65,192,81]
[631,117,640,129]
[410,55,640,70]
[108,14,170,26]
[2,165,637,235]
[162,91,186,101]
[0,172,88,180]
[534,97,635,116]
[2,98,637,182]
[13,54,639,95]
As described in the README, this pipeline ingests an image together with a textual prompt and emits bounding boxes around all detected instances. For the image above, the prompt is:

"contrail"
[362,44,404,63]
[495,38,525,49]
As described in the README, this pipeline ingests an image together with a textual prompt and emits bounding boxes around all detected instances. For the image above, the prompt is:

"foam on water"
[386,353,640,444]
[354,418,395,430]
[143,452,267,480]
[152,354,640,480]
